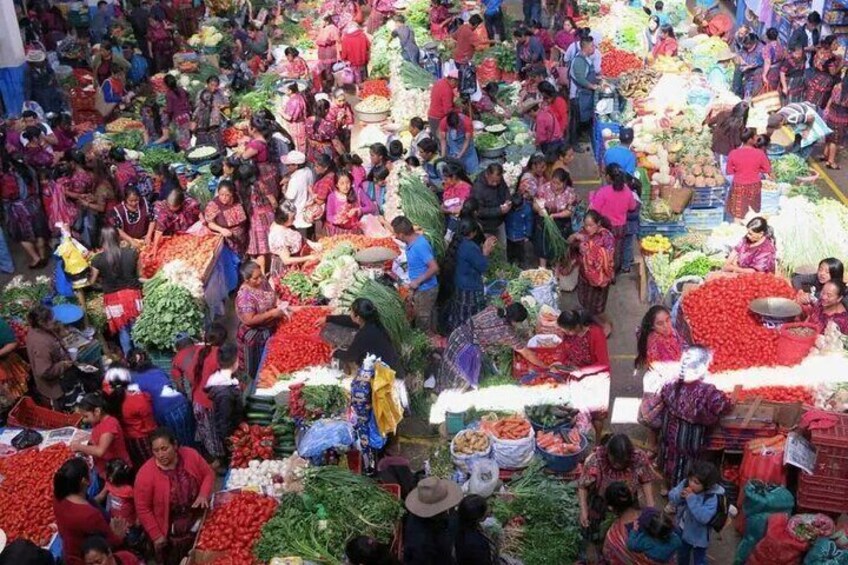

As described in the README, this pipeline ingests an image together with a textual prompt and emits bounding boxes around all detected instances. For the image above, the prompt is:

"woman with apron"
[439,111,480,176]
[569,40,599,147]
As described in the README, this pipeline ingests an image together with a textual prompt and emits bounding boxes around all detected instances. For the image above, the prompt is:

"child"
[204,343,245,466]
[70,393,131,481]
[170,332,198,397]
[102,457,145,554]
[504,191,533,267]
[441,162,473,240]
[364,166,390,215]
[627,507,682,563]
[668,461,724,565]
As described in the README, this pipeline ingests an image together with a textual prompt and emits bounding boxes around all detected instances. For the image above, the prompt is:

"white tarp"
[0,0,24,68]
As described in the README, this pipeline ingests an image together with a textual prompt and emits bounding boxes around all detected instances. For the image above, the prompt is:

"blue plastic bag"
[54,257,75,298]
[367,413,386,450]
[298,419,356,458]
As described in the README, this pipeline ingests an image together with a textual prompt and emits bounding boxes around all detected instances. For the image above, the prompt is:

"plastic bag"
[11,429,43,450]
[804,538,848,565]
[735,481,795,564]
[451,430,493,473]
[490,426,535,470]
[297,419,355,458]
[747,513,809,565]
[530,280,557,310]
[465,459,499,498]
[739,436,787,489]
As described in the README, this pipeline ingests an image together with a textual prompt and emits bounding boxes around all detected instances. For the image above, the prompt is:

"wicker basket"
[7,397,83,430]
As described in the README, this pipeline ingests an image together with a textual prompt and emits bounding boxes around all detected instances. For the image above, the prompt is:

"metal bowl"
[749,297,802,320]
[354,109,390,124]
[354,246,399,264]
[478,146,507,159]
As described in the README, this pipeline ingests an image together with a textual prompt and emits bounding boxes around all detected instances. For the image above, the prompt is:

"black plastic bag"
[11,429,43,450]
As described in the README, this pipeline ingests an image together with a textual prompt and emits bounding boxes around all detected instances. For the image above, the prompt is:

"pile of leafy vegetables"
[476,132,507,150]
[139,147,186,172]
[490,461,582,565]
[0,278,52,319]
[772,153,810,183]
[132,272,204,350]
[398,173,446,258]
[302,384,348,417]
[255,466,403,564]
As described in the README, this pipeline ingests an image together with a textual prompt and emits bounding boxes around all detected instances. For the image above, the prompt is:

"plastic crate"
[797,474,848,514]
[689,186,728,209]
[638,220,687,238]
[149,349,175,372]
[683,206,725,231]
[811,412,848,448]
[7,397,83,429]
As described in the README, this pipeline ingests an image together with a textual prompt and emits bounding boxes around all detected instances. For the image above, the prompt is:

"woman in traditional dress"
[268,206,318,274]
[738,32,764,98]
[367,0,395,33]
[90,226,143,355]
[534,168,576,269]
[163,74,192,151]
[780,42,806,103]
[1,157,49,268]
[109,148,140,200]
[439,111,480,176]
[555,309,610,369]
[721,216,777,274]
[307,154,337,233]
[635,305,683,371]
[569,209,615,316]
[316,15,340,72]
[577,435,656,544]
[147,12,175,73]
[239,118,280,273]
[127,348,197,452]
[658,346,731,487]
[203,180,248,255]
[441,162,473,236]
[429,0,452,40]
[0,317,29,413]
[103,366,156,469]
[438,304,544,390]
[446,219,496,332]
[281,83,308,152]
[651,24,678,58]
[151,189,201,249]
[806,280,848,334]
[725,129,771,221]
[134,428,214,565]
[761,28,785,93]
[324,171,371,235]
[328,89,355,152]
[192,76,228,152]
[823,70,848,170]
[805,36,841,110]
[280,47,311,79]
[141,100,171,148]
[306,99,342,164]
[236,261,288,379]
[109,186,154,249]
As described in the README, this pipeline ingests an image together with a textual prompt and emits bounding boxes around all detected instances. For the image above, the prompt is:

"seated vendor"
[438,304,544,390]
[720,216,776,275]
[795,257,847,305]
[555,309,610,369]
[329,298,404,379]
[151,188,201,249]
[806,280,848,334]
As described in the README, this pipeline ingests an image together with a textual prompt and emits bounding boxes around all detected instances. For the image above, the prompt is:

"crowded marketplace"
[2,0,848,561]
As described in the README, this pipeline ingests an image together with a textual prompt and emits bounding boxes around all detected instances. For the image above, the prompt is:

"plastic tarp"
[0,0,25,117]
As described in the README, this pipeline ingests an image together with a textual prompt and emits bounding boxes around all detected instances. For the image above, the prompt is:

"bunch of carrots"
[491,417,531,440]
[537,428,583,456]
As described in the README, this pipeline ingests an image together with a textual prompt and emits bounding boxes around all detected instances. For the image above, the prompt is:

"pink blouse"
[734,237,776,273]
[589,185,638,227]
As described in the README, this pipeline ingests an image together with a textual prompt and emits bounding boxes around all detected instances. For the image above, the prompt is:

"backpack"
[707,492,730,532]
[459,63,477,96]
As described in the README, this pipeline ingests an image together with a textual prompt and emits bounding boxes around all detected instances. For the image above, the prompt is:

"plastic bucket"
[776,322,818,365]
[535,429,590,474]
[445,411,467,435]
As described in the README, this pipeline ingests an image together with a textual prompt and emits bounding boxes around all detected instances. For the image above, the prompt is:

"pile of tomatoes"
[735,386,814,405]
[682,274,796,372]
[0,444,73,545]
[140,234,220,278]
[196,491,278,564]
[258,307,333,387]
[600,48,644,78]
[228,423,275,468]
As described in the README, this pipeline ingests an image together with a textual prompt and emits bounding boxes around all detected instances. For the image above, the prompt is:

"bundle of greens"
[398,173,446,258]
[281,271,319,300]
[139,147,186,172]
[302,384,347,417]
[107,129,144,150]
[351,278,410,349]
[475,132,507,150]
[186,173,213,208]
[491,461,582,565]
[237,90,273,113]
[480,345,516,387]
[401,328,433,377]
[254,466,404,564]
[540,215,569,261]
[0,277,53,319]
[772,153,811,183]
[400,60,435,90]
[131,272,205,350]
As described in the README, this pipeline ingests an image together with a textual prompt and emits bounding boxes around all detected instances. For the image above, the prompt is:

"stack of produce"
[617,68,661,99]
[272,417,297,458]
[140,234,220,279]
[228,423,275,468]
[525,404,578,429]
[255,466,404,563]
[319,234,400,254]
[245,394,277,426]
[0,276,53,320]
[397,169,444,259]
[641,234,671,254]
[272,271,320,306]
[139,147,186,172]
[338,277,410,348]
[682,273,796,371]
[360,79,390,98]
[226,454,307,493]
[537,428,583,455]
[452,430,491,455]
[769,197,848,275]
[772,153,812,184]
[132,270,205,350]
[735,386,814,404]
[600,48,643,77]
[355,95,391,114]
[259,307,333,387]
[301,384,348,419]
[0,444,73,546]
[196,491,277,563]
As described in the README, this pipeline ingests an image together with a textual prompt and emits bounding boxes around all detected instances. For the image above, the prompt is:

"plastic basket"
[149,349,175,372]
[776,322,818,365]
[7,397,83,429]
[797,473,848,514]
[811,412,848,449]
[535,430,590,473]
[638,220,687,238]
[689,186,727,209]
[683,206,725,231]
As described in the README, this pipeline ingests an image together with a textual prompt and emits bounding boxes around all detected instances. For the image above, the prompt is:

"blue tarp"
[0,64,26,118]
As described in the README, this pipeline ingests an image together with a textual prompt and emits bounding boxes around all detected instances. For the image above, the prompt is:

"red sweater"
[54,498,124,565]
[727,145,771,185]
[340,30,370,67]
[133,447,214,542]
[550,97,568,137]
[428,78,455,120]
[190,346,220,410]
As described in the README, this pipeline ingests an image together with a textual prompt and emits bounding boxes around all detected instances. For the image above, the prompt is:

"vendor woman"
[236,261,288,379]
[555,309,610,369]
[806,280,848,333]
[329,297,404,378]
[795,258,845,304]
[151,189,201,250]
[438,304,544,390]
[720,216,776,275]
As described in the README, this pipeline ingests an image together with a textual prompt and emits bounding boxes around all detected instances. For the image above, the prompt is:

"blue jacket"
[454,239,489,291]
[504,200,533,241]
[668,480,724,548]
[627,529,682,562]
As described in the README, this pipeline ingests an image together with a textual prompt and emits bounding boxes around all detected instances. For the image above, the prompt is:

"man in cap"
[403,476,463,563]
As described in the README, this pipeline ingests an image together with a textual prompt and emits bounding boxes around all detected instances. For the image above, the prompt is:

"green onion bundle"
[355,278,410,349]
[541,215,569,261]
[398,173,446,258]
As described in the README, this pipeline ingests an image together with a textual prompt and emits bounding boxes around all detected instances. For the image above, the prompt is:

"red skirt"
[727,181,762,220]
[103,288,144,334]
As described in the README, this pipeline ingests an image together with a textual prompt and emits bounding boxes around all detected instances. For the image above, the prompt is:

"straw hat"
[405,477,463,518]
[282,150,306,165]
